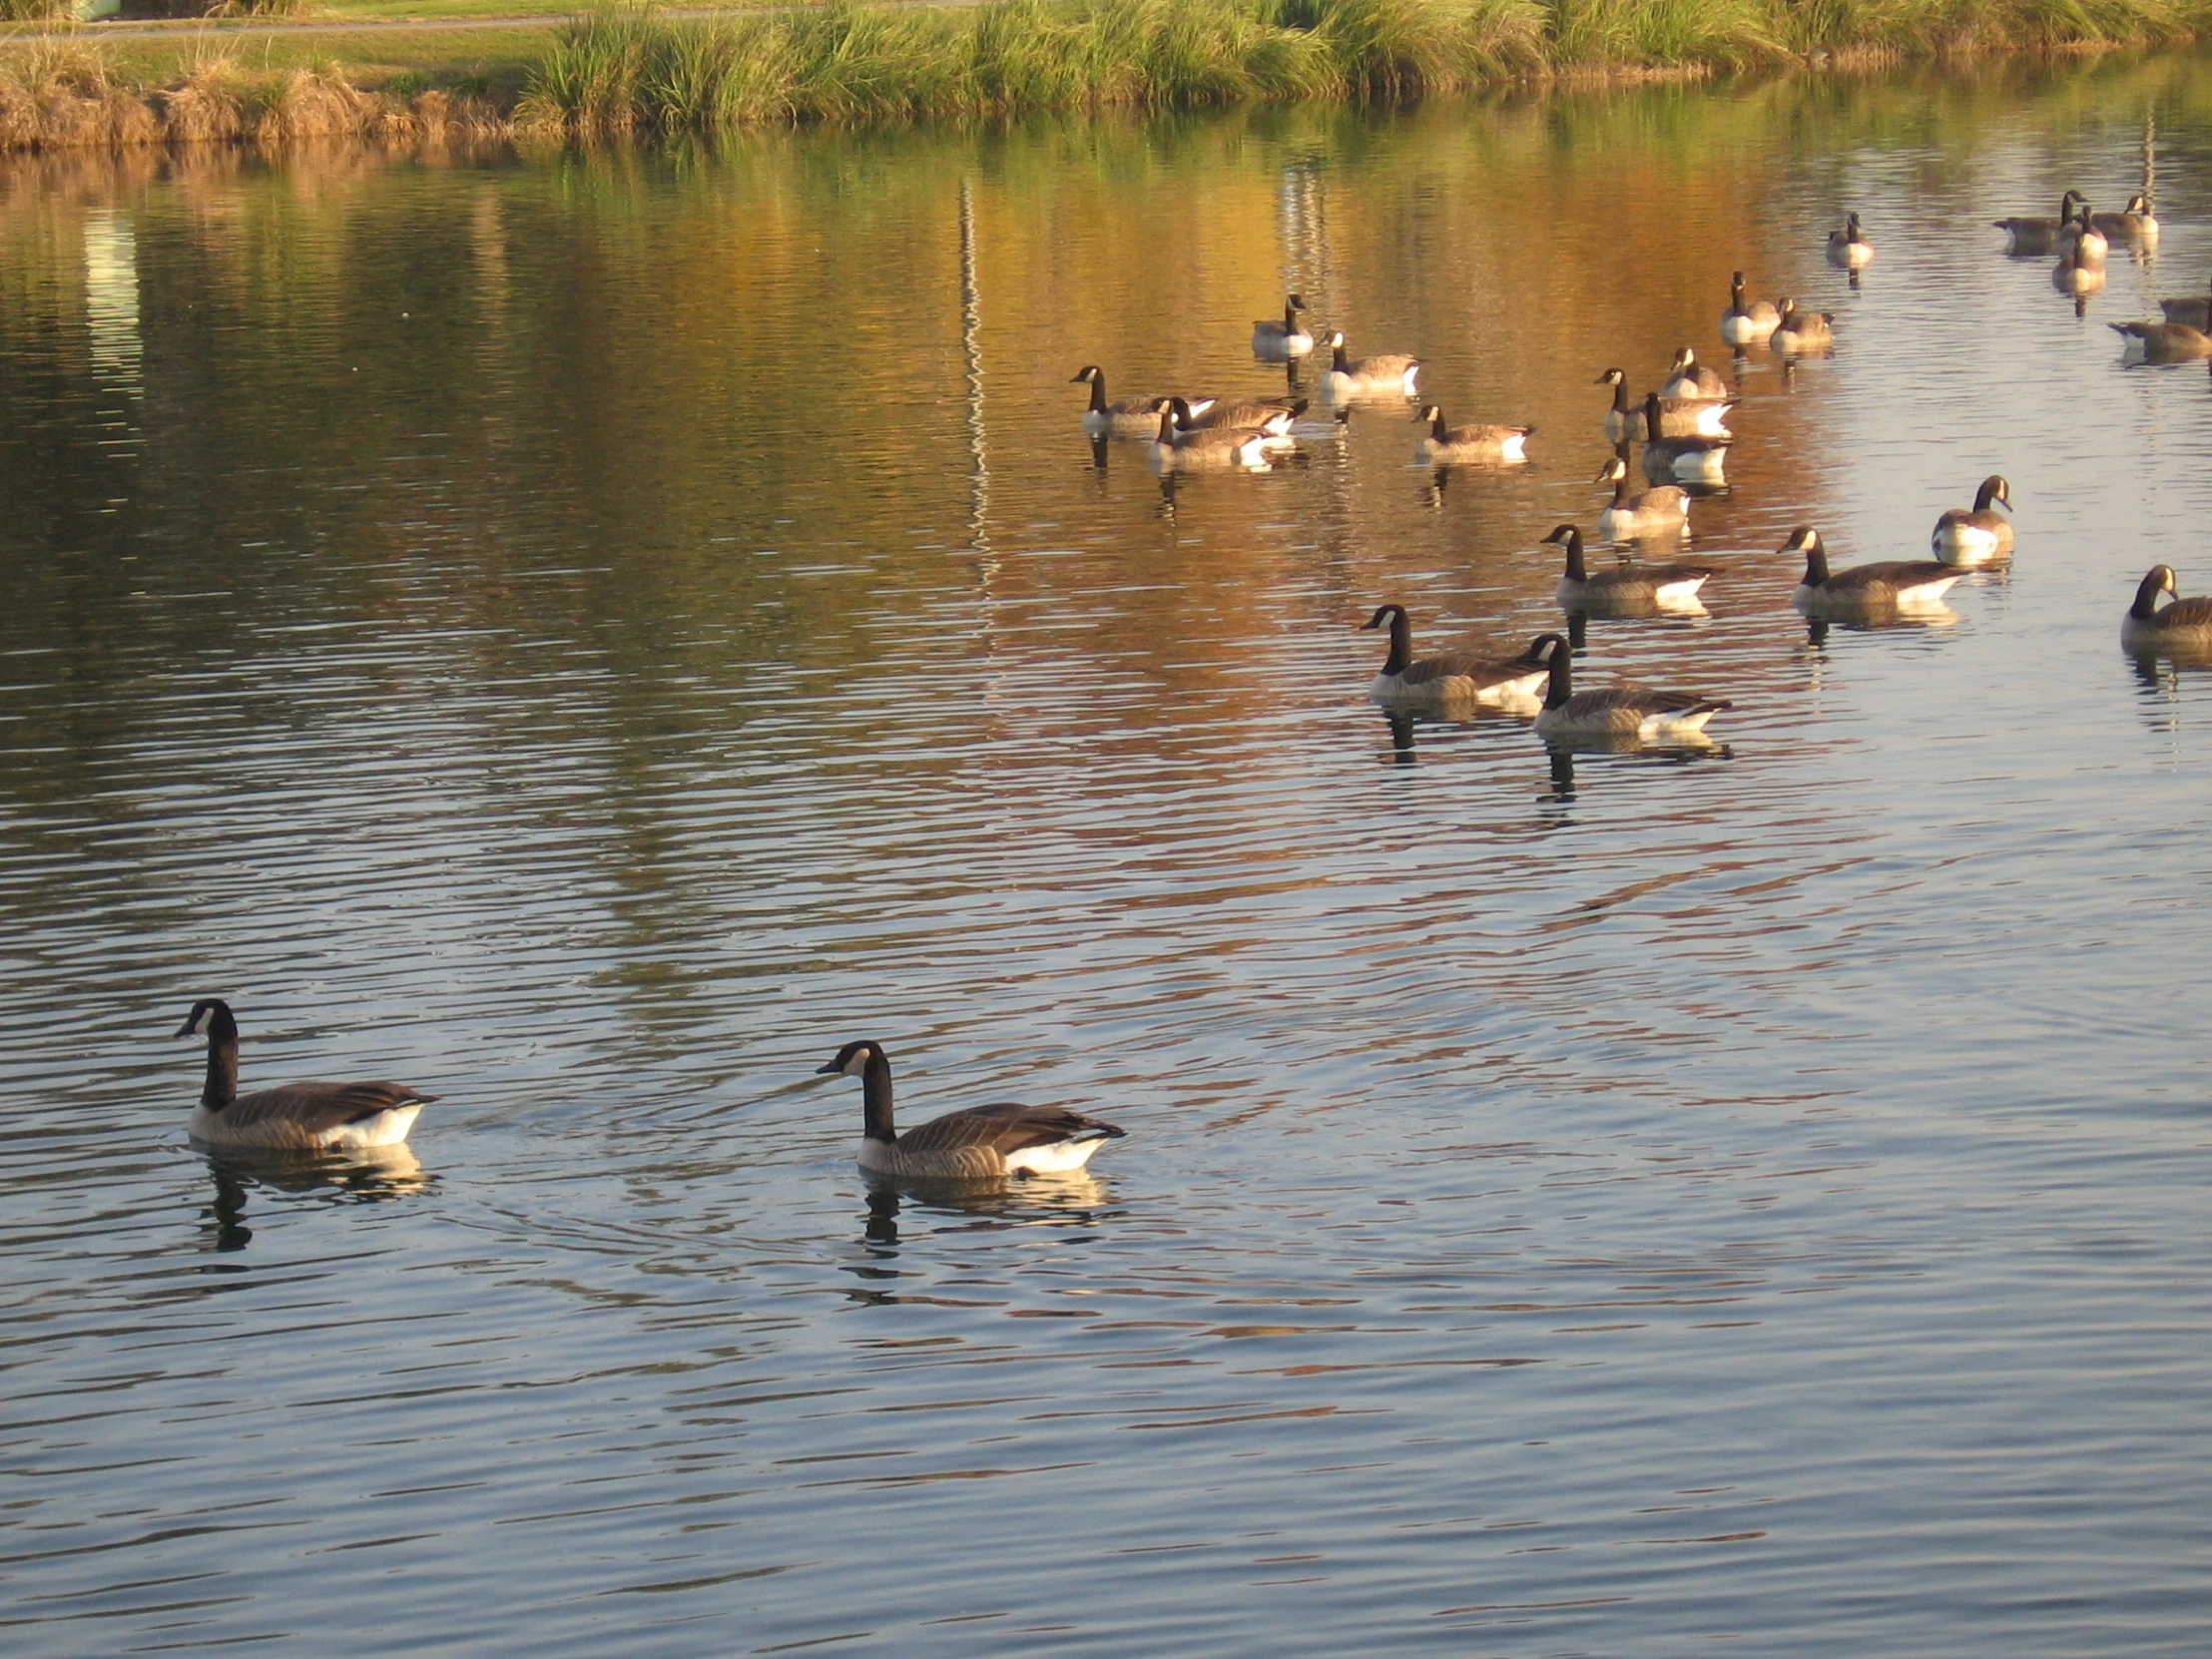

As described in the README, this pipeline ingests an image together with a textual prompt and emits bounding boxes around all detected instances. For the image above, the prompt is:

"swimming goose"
[2060,202,2110,262]
[816,1039,1126,1180]
[1530,635,1731,742]
[2110,317,2212,363]
[1826,212,1875,270]
[1595,368,1733,441]
[1071,366,1213,438]
[1720,272,1782,345]
[1150,404,1274,469]
[1661,346,1729,400]
[1994,191,2083,256]
[2091,194,2159,246]
[1638,392,1729,484]
[2122,565,2212,652]
[174,998,434,1152]
[1770,300,1835,356]
[1320,332,1420,400]
[1414,405,1533,464]
[1785,526,1959,616]
[1931,475,2015,565]
[2157,276,2211,330]
[2053,216,2107,294]
[1252,294,1315,360]
[1361,605,1552,708]
[1175,394,1304,439]
[1595,454,1690,539]
[1544,522,1711,612]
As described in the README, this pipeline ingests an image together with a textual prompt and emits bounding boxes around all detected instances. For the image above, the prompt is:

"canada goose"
[1594,454,1690,540]
[1931,475,2015,565]
[2110,318,2212,363]
[2053,216,2107,294]
[1414,405,1532,464]
[1070,366,1213,438]
[1361,605,1552,708]
[1150,404,1275,469]
[1320,332,1420,400]
[1252,294,1315,359]
[1543,522,1711,612]
[1770,300,1835,357]
[816,1039,1126,1180]
[1784,526,1959,616]
[1994,192,2083,256]
[1530,635,1731,742]
[2091,194,2159,245]
[1173,394,1303,441]
[1594,368,1733,441]
[2157,276,2211,330]
[2061,202,2110,262]
[1661,346,1729,400]
[1827,212,1875,270]
[1638,392,1729,484]
[1720,272,1782,345]
[173,998,434,1152]
[2121,565,2212,652]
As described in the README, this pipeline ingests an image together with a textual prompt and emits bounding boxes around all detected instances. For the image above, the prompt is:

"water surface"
[4,57,2212,1655]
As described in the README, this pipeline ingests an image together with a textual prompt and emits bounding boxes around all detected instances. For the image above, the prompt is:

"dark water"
[4,56,2212,1655]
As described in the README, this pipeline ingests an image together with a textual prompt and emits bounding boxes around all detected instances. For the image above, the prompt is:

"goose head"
[1360,603,1406,632]
[1594,454,1630,486]
[1069,365,1104,385]
[175,998,235,1040]
[1595,367,1627,387]
[818,1040,882,1078]
[1781,525,1829,583]
[1975,475,2011,512]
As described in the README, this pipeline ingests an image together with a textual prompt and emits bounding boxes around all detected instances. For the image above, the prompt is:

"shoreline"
[0,0,2199,153]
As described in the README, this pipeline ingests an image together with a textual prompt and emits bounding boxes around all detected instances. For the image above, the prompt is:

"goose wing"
[1825,559,1952,592]
[1400,649,1528,689]
[1442,421,1533,445]
[1569,685,1727,719]
[2153,596,2212,629]
[1352,353,1420,376]
[898,1100,1126,1156]
[223,1080,437,1136]
[1194,398,1304,430]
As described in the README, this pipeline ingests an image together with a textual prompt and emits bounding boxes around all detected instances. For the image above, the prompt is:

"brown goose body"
[176,998,433,1152]
[1530,636,1731,742]
[1785,527,1959,616]
[1595,368,1733,441]
[2122,565,2212,653]
[1186,396,1307,436]
[1660,346,1729,400]
[1771,300,1835,357]
[1595,454,1690,539]
[1994,192,2082,257]
[1544,523,1711,614]
[1253,293,1315,359]
[1414,405,1532,464]
[1931,475,2015,566]
[2110,320,2212,363]
[1720,272,1782,345]
[1362,605,1552,709]
[818,1040,1126,1180]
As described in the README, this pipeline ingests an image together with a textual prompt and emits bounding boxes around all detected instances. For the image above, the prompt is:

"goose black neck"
[1380,606,1410,675]
[1085,373,1108,414]
[2132,568,2169,621]
[1730,273,1746,309]
[1155,406,1177,443]
[1560,529,1587,583]
[1332,339,1351,373]
[1974,478,2003,513]
[1802,544,1831,586]
[1284,298,1301,331]
[1609,376,1631,415]
[1543,640,1574,710]
[1608,467,1632,508]
[200,1011,239,1111]
[1428,408,1450,439]
[860,1051,897,1143]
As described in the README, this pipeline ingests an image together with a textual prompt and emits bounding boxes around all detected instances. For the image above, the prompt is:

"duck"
[1543,522,1712,613]
[1994,191,2084,256]
[1071,366,1214,438]
[816,1039,1126,1180]
[1720,271,1782,345]
[2053,217,2107,295]
[1413,405,1532,464]
[1660,346,1729,400]
[174,997,434,1152]
[1320,332,1420,400]
[2091,193,2159,246]
[1638,392,1729,484]
[2121,565,2212,653]
[1150,404,1275,469]
[1361,605,1553,708]
[1530,635,1732,742]
[1252,294,1315,359]
[1175,394,1305,439]
[2061,201,2110,262]
[2109,317,2212,363]
[1826,212,1875,270]
[1595,368,1733,441]
[2157,276,2212,330]
[1770,299,1835,356]
[1595,454,1691,539]
[1784,526,1960,616]
[1931,475,2015,565]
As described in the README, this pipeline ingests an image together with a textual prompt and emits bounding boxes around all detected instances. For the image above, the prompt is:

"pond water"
[4,53,2212,1655]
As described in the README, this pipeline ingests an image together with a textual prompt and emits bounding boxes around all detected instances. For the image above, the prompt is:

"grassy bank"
[0,0,2206,149]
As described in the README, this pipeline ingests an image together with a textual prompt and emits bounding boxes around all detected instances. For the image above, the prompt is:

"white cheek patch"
[188,1010,209,1034]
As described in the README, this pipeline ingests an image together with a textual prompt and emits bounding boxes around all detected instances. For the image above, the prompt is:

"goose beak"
[814,1061,840,1076]
[173,1015,198,1038]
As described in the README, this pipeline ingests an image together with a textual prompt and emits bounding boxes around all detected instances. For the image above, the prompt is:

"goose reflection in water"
[854,1172,1114,1257]
[1802,609,1959,650]
[196,1144,434,1254]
